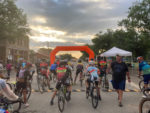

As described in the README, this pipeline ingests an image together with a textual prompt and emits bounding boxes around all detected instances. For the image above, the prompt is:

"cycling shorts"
[143,74,150,84]
[56,76,71,90]
[16,81,27,90]
[76,69,83,75]
[86,77,99,86]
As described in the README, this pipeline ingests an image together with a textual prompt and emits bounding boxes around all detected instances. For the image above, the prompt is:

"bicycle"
[14,70,35,102]
[139,88,150,113]
[86,77,99,109]
[37,71,50,93]
[101,72,109,91]
[49,71,57,83]
[0,96,22,113]
[139,75,150,92]
[57,81,70,113]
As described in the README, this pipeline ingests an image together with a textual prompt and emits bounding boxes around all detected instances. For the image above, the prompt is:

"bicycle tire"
[58,91,65,113]
[11,100,22,113]
[139,80,144,91]
[143,88,150,97]
[86,90,89,99]
[80,79,83,87]
[91,87,99,109]
[139,97,150,113]
[26,83,32,101]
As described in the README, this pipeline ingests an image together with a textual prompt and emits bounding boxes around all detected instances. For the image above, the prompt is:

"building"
[0,37,29,65]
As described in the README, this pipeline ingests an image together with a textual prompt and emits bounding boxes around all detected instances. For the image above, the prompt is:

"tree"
[0,0,29,41]
[58,54,75,60]
[119,0,150,57]
[38,48,52,56]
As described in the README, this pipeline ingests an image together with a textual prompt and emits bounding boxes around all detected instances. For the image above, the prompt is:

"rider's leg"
[50,81,61,105]
[23,89,27,104]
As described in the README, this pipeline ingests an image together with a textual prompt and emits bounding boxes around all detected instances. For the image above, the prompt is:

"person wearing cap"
[137,56,150,89]
[107,54,130,107]
[86,61,101,100]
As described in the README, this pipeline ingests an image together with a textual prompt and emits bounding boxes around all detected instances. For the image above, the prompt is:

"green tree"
[119,0,150,57]
[38,48,52,56]
[0,0,29,41]
[59,54,75,60]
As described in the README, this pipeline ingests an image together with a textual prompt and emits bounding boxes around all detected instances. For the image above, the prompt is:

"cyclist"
[98,59,107,85]
[137,56,150,89]
[50,61,58,80]
[50,61,72,105]
[74,59,84,84]
[0,73,18,100]
[86,61,101,100]
[16,65,31,107]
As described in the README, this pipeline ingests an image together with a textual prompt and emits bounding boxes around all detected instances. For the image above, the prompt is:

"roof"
[100,47,132,57]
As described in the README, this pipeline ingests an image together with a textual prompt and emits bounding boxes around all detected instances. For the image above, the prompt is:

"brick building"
[0,37,29,65]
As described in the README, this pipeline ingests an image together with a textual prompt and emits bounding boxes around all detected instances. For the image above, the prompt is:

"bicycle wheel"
[86,89,89,99]
[58,90,65,112]
[26,82,32,101]
[139,80,144,91]
[91,87,99,109]
[9,101,22,113]
[139,98,150,113]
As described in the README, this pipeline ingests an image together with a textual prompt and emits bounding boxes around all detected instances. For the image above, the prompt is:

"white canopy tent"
[100,47,133,74]
[100,47,132,57]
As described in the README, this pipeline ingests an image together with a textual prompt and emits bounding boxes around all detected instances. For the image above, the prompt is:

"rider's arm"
[0,80,18,100]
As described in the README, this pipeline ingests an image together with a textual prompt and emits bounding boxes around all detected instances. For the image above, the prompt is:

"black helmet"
[78,59,82,63]
[59,60,67,66]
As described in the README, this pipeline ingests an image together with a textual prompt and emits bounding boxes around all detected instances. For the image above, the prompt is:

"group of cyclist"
[48,58,108,106]
[0,55,150,112]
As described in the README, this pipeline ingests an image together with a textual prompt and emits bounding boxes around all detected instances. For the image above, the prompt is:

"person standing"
[6,60,12,79]
[137,56,150,89]
[107,54,131,107]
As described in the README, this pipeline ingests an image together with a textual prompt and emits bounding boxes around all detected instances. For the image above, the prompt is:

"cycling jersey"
[139,61,150,75]
[87,66,99,81]
[40,62,48,68]
[50,64,57,70]
[40,62,48,75]
[57,67,67,80]
[18,69,26,79]
[76,63,83,70]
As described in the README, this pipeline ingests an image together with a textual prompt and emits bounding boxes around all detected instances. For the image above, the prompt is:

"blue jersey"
[22,62,26,68]
[50,64,57,70]
[139,61,150,75]
[87,66,99,81]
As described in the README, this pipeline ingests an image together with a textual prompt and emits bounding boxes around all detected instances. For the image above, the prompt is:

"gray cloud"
[16,0,137,49]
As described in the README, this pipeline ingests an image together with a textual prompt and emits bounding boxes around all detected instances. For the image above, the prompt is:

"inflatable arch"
[50,46,94,65]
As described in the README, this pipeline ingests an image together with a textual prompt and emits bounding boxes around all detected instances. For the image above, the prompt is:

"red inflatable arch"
[50,46,94,65]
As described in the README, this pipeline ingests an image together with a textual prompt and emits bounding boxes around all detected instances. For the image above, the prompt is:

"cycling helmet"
[137,56,143,60]
[78,59,82,63]
[59,60,67,66]
[89,61,95,65]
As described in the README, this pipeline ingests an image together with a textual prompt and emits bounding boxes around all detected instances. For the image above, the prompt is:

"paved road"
[6,66,146,113]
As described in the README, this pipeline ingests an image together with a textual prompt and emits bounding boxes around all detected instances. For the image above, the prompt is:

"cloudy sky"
[16,0,137,57]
